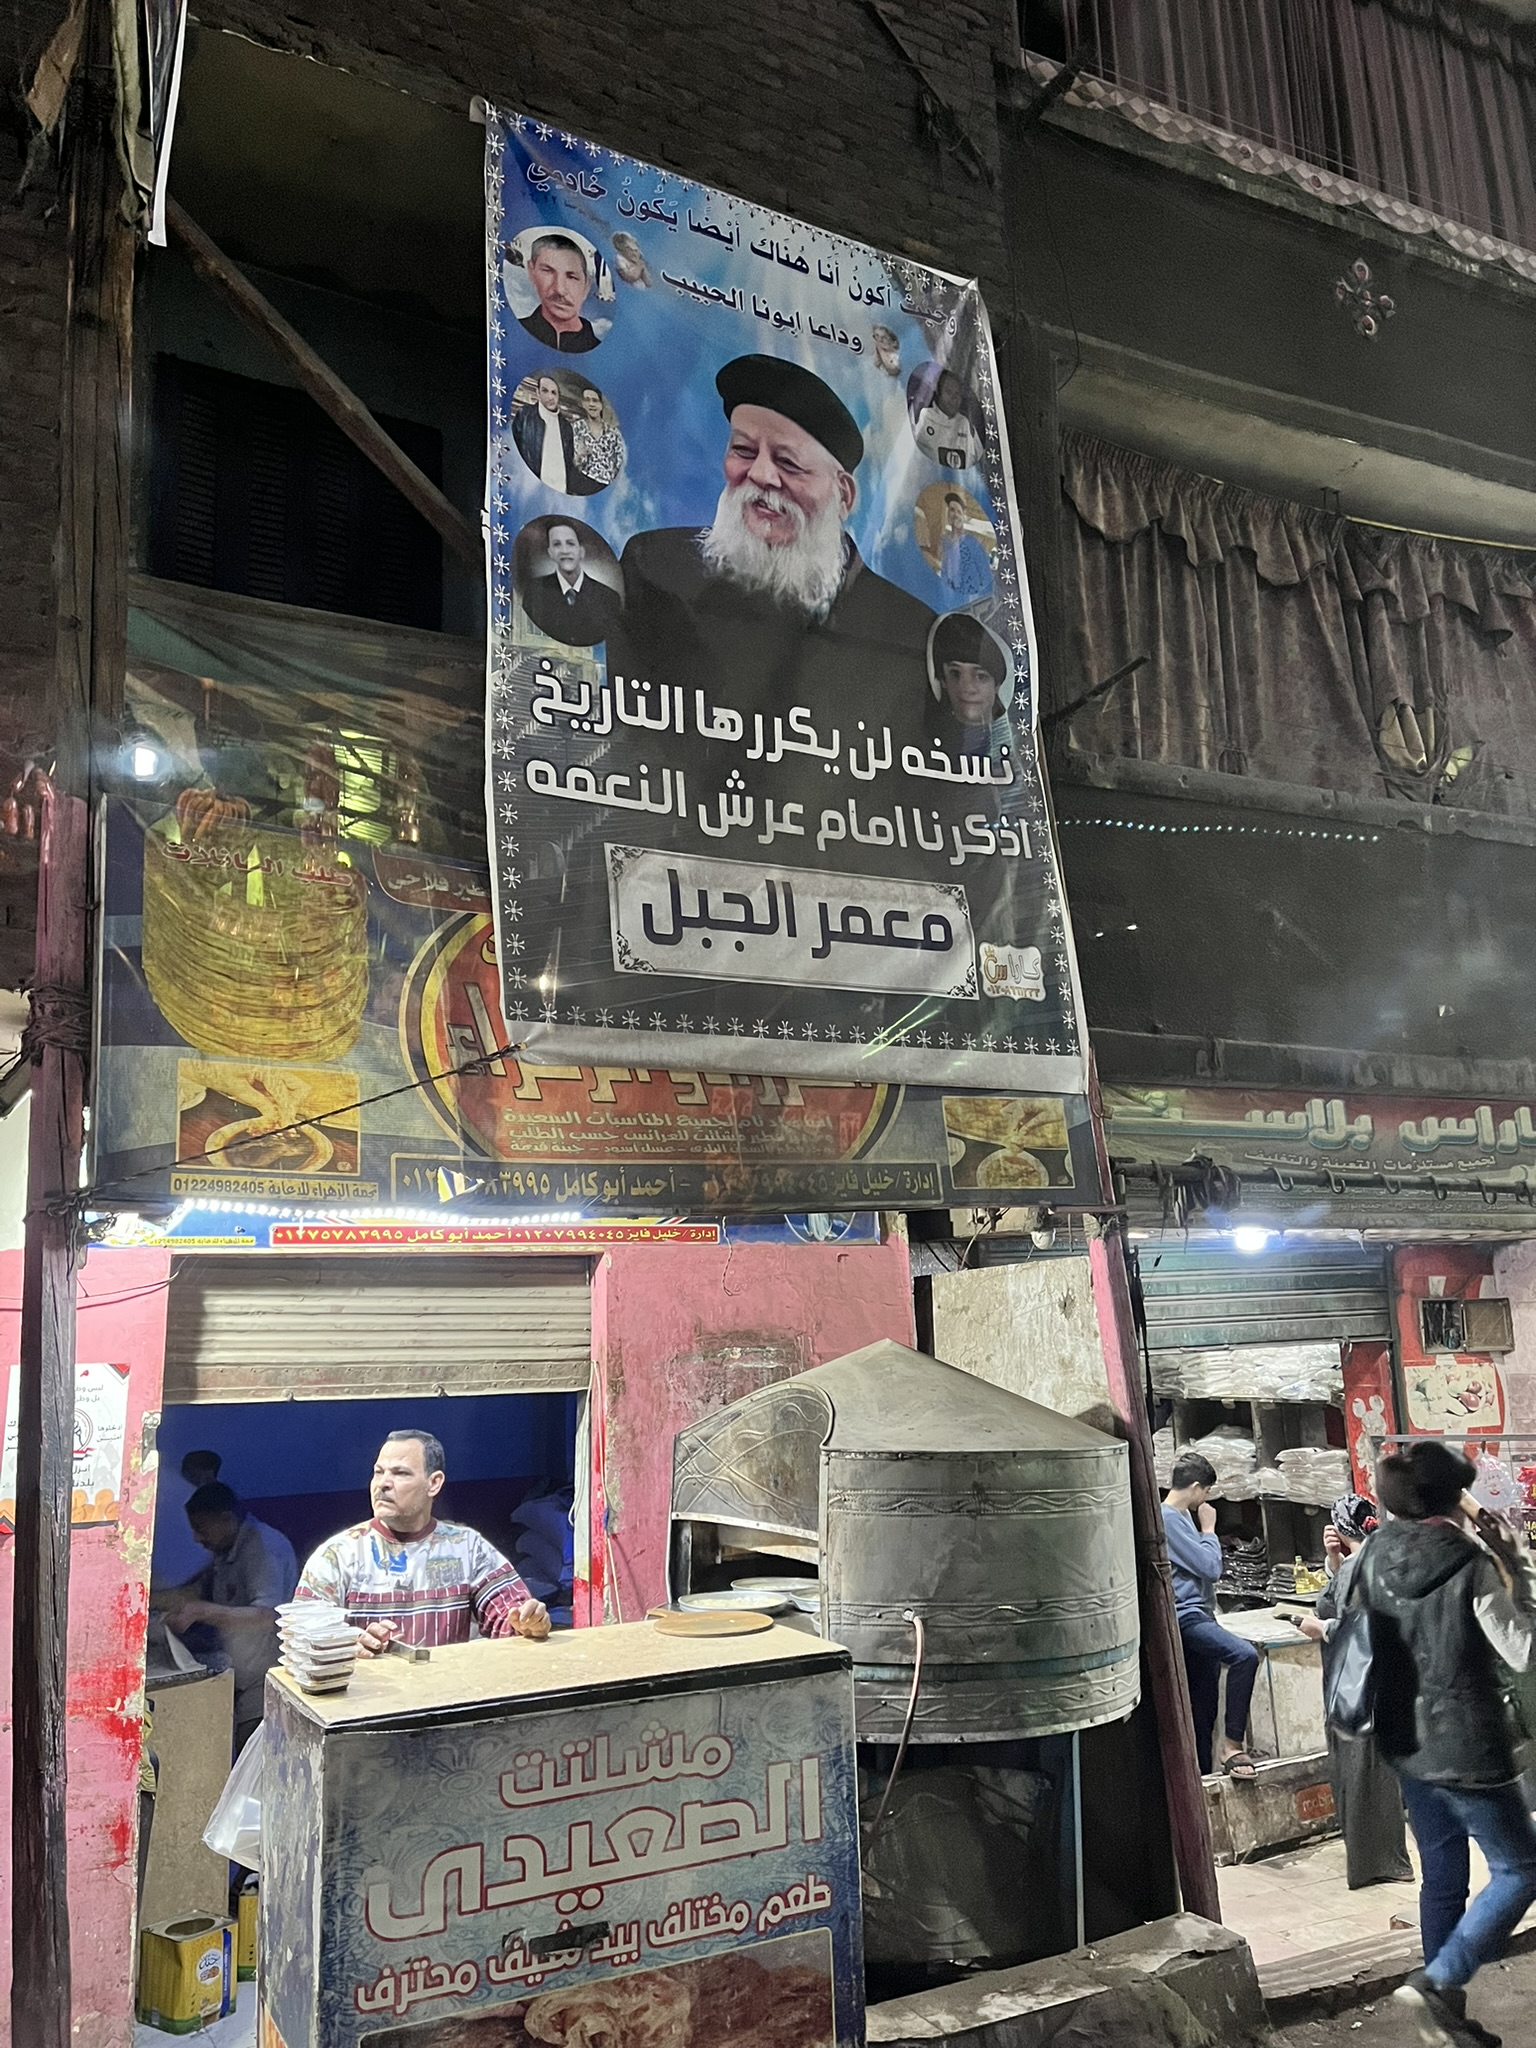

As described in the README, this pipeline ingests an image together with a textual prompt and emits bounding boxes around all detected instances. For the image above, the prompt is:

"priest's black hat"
[715,355,864,471]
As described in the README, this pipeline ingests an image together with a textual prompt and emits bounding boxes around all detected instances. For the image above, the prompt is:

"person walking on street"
[1296,1493,1413,1889]
[1161,1452,1261,1779]
[1357,1441,1536,2048]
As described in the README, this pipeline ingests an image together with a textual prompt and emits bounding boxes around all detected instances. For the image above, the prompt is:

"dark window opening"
[148,356,444,630]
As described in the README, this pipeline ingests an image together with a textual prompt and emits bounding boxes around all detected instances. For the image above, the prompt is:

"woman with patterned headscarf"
[1294,1493,1414,1891]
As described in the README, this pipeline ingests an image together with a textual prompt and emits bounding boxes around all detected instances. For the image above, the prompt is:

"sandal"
[1221,1751,1260,1780]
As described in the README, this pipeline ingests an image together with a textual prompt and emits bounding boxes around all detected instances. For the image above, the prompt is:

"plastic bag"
[202,1725,264,1871]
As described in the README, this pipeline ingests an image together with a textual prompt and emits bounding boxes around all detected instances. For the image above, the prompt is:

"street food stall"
[258,1621,862,2048]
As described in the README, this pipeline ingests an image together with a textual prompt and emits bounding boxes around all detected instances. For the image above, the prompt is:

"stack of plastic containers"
[275,1601,360,1693]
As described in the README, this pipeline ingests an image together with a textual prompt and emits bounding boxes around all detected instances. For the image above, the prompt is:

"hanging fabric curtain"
[1054,0,1536,256]
[1055,431,1536,819]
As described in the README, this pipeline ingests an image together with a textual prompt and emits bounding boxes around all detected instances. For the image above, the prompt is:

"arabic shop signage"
[102,1211,881,1252]
[1106,1086,1536,1189]
[482,110,1087,1092]
[262,1675,863,2047]
[93,800,1099,1213]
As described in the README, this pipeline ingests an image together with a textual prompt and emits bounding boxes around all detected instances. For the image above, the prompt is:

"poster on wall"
[0,1361,131,1529]
[481,110,1087,1094]
[93,801,1102,1214]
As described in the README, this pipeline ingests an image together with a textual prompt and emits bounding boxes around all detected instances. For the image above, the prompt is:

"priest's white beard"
[698,483,847,617]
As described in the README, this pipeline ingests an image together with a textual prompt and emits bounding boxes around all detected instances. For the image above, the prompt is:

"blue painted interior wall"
[152,1391,579,1588]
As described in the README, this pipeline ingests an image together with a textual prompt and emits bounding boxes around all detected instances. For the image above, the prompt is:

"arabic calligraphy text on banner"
[484,111,1087,1091]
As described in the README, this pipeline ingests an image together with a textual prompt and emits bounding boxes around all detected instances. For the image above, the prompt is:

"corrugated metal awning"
[1135,1246,1389,1353]
[163,1255,592,1403]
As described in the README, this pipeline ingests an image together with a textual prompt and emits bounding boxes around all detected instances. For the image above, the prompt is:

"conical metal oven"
[670,1340,1139,1741]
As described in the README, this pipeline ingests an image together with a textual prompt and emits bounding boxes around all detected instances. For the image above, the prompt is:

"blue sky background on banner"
[483,112,1033,719]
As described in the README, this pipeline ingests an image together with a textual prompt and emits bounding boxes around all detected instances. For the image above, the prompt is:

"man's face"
[537,377,561,416]
[935,370,964,417]
[581,389,603,423]
[188,1510,240,1557]
[874,332,899,375]
[722,405,854,549]
[945,500,965,534]
[370,1438,443,1531]
[942,659,998,726]
[547,526,583,578]
[530,246,590,329]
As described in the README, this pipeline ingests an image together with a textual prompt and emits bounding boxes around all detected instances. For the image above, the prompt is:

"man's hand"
[1292,1614,1328,1641]
[162,1598,210,1632]
[1473,1504,1527,1579]
[355,1618,399,1659]
[513,1598,552,1641]
[1322,1525,1345,1566]
[1197,1503,1218,1534]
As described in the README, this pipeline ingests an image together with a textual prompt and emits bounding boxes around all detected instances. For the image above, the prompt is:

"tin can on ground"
[137,1913,234,2033]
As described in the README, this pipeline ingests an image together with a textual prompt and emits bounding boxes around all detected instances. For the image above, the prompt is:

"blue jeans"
[1398,1774,1536,1990]
[1178,1612,1260,1774]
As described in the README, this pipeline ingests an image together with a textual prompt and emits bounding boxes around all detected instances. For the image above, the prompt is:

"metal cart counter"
[259,1621,863,2048]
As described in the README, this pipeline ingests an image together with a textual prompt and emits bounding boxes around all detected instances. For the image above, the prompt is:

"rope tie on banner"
[19,982,91,1064]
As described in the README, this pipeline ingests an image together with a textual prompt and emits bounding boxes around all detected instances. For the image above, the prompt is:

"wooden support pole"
[12,796,90,2048]
[12,9,130,2037]
[165,198,485,578]
[1085,1060,1222,1924]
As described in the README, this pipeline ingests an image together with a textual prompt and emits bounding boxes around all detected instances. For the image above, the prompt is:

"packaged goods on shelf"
[1179,1427,1257,1499]
[1271,1446,1352,1506]
[1150,1344,1344,1405]
[1219,1535,1270,1597]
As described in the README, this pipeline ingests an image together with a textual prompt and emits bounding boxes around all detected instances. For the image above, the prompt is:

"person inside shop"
[1294,1493,1413,1891]
[296,1428,551,1654]
[158,1482,299,1754]
[149,1446,224,1593]
[1161,1452,1261,1780]
[1351,1441,1536,2048]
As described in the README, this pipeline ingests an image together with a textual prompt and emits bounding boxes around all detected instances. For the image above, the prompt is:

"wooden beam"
[165,199,485,579]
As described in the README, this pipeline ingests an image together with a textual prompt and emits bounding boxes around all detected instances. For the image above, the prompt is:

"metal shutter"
[1136,1246,1390,1352]
[162,1256,592,1404]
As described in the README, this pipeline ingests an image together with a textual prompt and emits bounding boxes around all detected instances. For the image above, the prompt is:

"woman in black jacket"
[1361,1442,1536,2048]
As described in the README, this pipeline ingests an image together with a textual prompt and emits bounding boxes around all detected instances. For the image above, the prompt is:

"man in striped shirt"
[296,1428,550,1655]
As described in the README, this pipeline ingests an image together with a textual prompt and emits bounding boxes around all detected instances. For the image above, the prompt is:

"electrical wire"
[865,1610,925,1846]
[73,1037,529,1208]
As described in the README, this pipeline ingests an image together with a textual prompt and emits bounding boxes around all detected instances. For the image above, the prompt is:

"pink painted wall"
[0,1246,170,2048]
[588,1235,913,1621]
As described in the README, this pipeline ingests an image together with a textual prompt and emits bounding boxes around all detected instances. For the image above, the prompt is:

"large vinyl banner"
[484,111,1087,1092]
